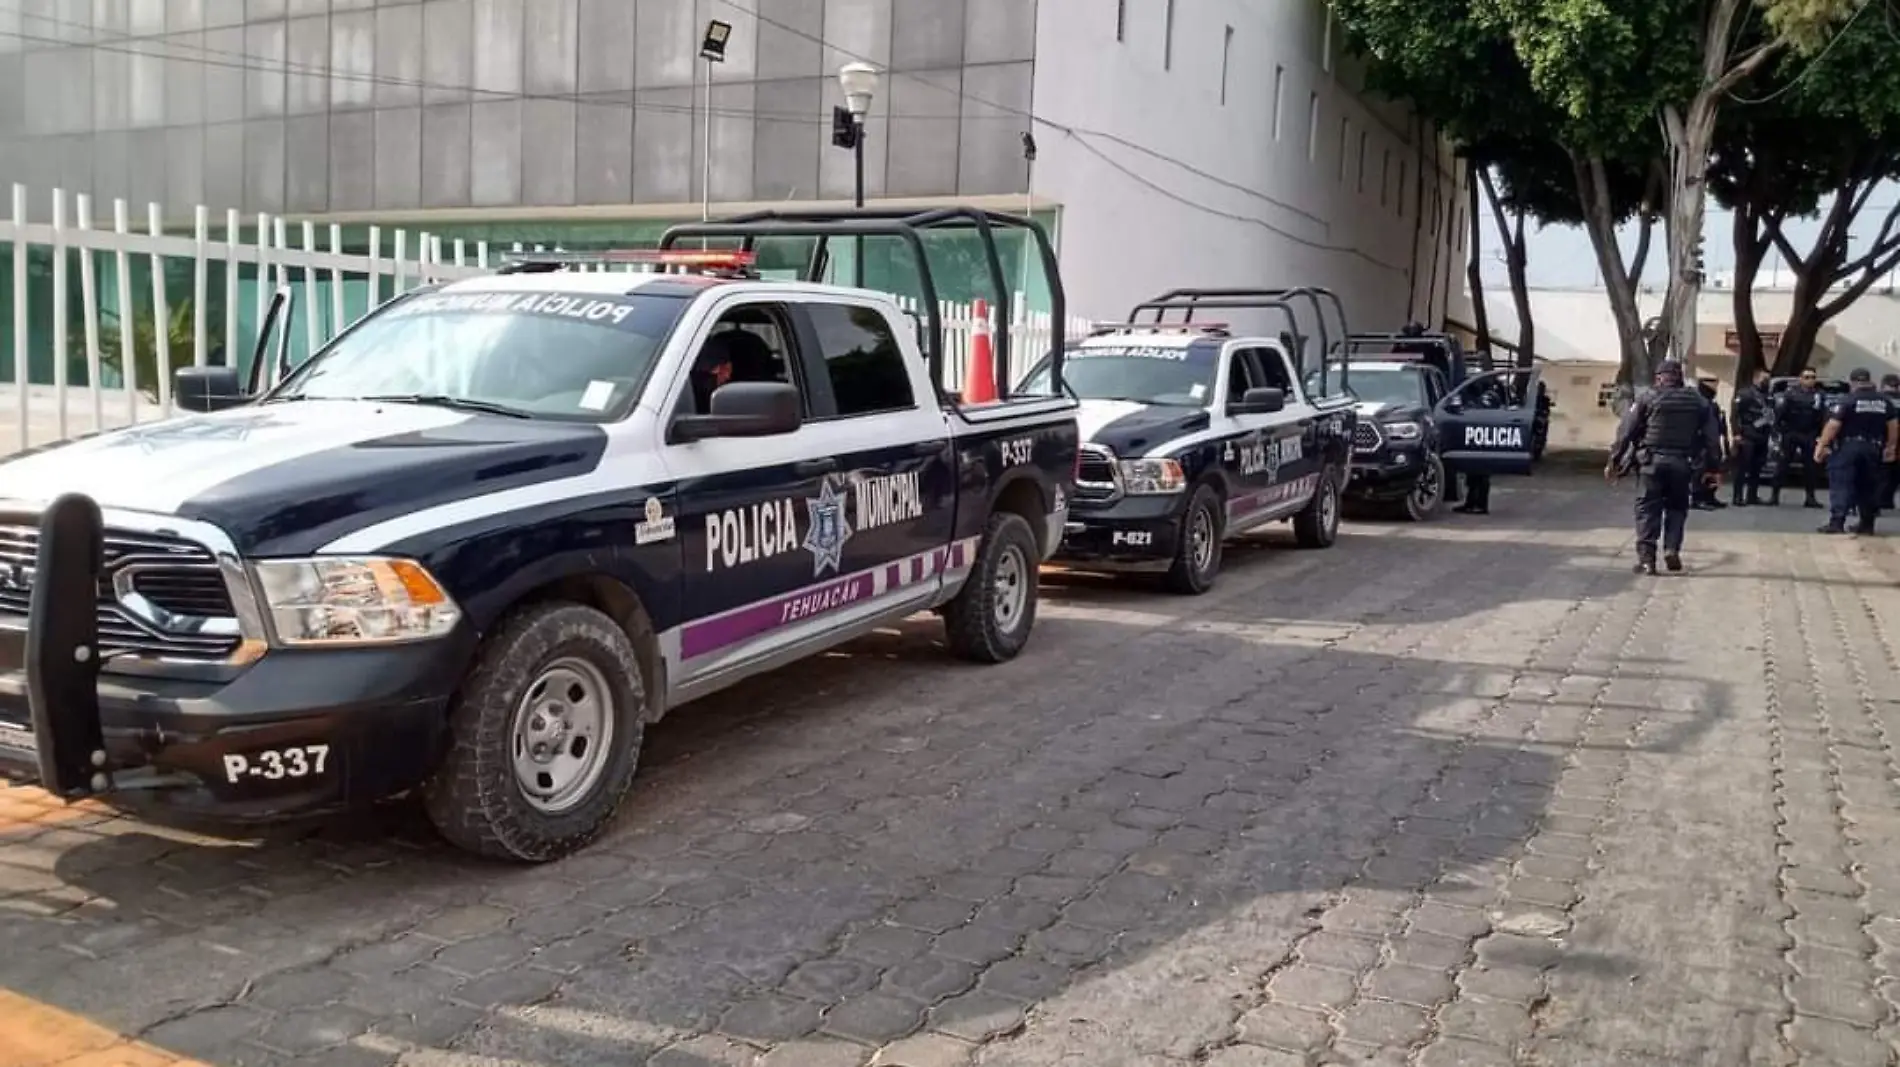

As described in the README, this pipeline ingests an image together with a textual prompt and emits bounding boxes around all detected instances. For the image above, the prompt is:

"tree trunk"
[1659,0,1785,368]
[1774,270,1829,376]
[1729,203,1770,386]
[1465,158,1492,354]
[1407,116,1429,323]
[1571,153,1651,384]
[1507,206,1534,368]
[1478,166,1536,370]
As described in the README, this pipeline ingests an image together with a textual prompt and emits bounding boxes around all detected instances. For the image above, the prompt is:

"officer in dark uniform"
[1772,368,1827,508]
[1453,377,1508,515]
[1729,368,1773,506]
[1881,373,1900,510]
[1608,360,1723,575]
[1813,367,1899,535]
[1692,377,1729,510]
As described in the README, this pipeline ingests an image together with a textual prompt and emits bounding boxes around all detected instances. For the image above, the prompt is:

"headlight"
[252,556,461,646]
[1118,458,1187,494]
[1383,420,1423,442]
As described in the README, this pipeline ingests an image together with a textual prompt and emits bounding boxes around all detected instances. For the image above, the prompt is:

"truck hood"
[1354,400,1427,422]
[1077,399,1211,456]
[0,400,609,556]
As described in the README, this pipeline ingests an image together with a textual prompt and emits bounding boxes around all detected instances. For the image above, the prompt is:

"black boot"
[1805,495,1823,509]
[1633,553,1658,575]
[1819,523,1846,534]
[1664,552,1683,572]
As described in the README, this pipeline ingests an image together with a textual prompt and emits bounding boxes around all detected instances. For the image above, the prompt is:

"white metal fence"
[0,182,1091,456]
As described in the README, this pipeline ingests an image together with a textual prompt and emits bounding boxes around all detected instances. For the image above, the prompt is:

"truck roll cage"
[1125,287,1352,396]
[1344,331,1475,384]
[660,207,1067,404]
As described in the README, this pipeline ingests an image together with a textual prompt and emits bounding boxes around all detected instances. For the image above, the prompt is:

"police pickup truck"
[1326,330,1544,519]
[0,208,1080,863]
[1021,305,1355,595]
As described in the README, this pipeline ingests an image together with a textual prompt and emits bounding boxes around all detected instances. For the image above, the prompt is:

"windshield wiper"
[361,394,534,419]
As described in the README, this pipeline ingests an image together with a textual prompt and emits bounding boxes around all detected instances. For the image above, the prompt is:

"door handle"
[794,458,838,477]
[907,441,947,457]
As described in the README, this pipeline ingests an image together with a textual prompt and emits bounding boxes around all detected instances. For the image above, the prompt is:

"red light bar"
[590,249,757,267]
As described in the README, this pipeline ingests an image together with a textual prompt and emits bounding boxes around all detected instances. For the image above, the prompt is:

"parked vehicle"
[1324,331,1544,520]
[1760,374,1850,485]
[0,207,1080,863]
[1025,287,1358,595]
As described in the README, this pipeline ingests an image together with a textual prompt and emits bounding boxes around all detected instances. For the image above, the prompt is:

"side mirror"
[174,366,251,412]
[1230,387,1285,415]
[670,381,803,442]
[1441,395,1464,413]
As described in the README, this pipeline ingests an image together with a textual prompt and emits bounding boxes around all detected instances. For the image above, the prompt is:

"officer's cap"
[1655,359,1685,384]
[1850,367,1872,383]
[1882,373,1900,388]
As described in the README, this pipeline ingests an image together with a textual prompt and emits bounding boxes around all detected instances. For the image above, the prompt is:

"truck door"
[786,299,955,597]
[1436,366,1542,476]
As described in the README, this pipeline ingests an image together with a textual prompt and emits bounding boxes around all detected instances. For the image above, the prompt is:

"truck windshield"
[1019,345,1215,406]
[1314,365,1422,407]
[270,289,690,421]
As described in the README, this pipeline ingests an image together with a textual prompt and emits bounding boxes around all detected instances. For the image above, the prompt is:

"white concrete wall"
[1030,0,1469,339]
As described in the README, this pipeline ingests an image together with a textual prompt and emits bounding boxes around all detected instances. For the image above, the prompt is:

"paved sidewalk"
[2,475,1898,1066]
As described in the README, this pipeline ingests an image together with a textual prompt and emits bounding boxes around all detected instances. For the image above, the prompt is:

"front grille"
[1074,445,1120,501]
[1353,422,1383,453]
[0,523,241,660]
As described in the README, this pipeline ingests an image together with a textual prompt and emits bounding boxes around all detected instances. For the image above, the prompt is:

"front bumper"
[1053,493,1187,572]
[1347,445,1429,500]
[0,495,470,821]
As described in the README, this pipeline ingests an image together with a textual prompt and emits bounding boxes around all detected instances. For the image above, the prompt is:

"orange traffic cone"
[962,298,998,404]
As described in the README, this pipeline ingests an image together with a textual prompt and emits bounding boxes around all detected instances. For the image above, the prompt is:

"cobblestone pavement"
[5,474,1900,1067]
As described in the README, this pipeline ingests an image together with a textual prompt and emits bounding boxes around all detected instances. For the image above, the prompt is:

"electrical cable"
[1725,0,1875,106]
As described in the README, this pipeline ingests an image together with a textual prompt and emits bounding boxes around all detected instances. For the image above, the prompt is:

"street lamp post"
[836,61,879,287]
[698,20,732,228]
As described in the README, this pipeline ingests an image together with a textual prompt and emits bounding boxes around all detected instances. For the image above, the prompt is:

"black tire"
[1162,483,1225,595]
[1400,453,1446,522]
[944,511,1041,663]
[1294,468,1343,548]
[423,602,648,862]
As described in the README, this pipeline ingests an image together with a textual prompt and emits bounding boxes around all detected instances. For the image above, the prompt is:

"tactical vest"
[1643,386,1707,454]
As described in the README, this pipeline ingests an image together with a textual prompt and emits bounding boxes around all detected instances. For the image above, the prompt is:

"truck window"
[1252,347,1295,392]
[683,302,805,416]
[1225,350,1261,404]
[806,303,916,417]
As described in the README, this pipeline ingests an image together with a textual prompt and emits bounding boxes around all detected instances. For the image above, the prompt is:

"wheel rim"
[993,542,1030,632]
[1413,460,1442,511]
[1321,480,1339,535]
[511,656,616,815]
[1189,504,1216,572]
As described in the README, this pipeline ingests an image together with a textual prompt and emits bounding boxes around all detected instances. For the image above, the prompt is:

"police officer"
[1813,367,1899,535]
[1881,373,1900,510]
[1454,377,1508,515]
[1692,377,1729,510]
[1772,368,1827,508]
[1608,360,1723,575]
[1730,367,1773,506]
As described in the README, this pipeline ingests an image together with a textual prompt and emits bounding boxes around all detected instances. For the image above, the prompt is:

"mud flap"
[25,492,107,798]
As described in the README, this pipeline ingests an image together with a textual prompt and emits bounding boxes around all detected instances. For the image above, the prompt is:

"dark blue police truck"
[0,208,1080,862]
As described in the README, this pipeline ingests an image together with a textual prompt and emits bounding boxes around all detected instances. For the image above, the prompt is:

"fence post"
[12,184,28,453]
[252,213,269,346]
[192,205,209,370]
[300,220,319,358]
[328,223,345,340]
[76,194,103,433]
[51,189,68,442]
[476,240,489,270]
[147,202,170,418]
[224,208,240,368]
[393,229,408,294]
[108,198,136,424]
[366,225,383,308]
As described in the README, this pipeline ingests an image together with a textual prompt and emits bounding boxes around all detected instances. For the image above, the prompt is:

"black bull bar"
[19,492,110,799]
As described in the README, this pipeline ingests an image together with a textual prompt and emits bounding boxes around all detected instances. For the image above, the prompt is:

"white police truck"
[0,208,1080,862]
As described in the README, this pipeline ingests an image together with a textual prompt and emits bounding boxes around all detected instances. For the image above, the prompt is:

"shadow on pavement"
[1,592,1732,1066]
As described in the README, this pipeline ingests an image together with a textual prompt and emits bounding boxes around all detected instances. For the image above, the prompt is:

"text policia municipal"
[706,470,925,573]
